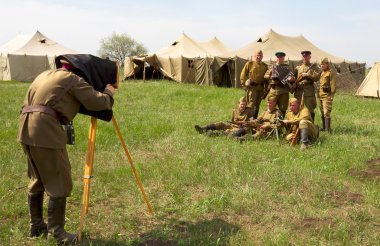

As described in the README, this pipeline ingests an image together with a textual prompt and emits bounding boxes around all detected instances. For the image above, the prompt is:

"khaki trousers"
[22,144,72,198]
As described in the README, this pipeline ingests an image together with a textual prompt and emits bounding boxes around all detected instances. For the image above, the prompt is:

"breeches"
[22,144,73,198]
[319,98,333,118]
[295,95,317,113]
[246,87,264,114]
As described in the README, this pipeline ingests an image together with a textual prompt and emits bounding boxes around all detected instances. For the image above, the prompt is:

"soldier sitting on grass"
[194,96,252,139]
[282,98,319,150]
[241,96,283,140]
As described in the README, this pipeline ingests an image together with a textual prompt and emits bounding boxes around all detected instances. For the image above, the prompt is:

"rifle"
[294,63,316,91]
[290,93,304,147]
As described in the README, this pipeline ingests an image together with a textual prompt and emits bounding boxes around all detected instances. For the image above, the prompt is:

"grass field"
[0,79,380,245]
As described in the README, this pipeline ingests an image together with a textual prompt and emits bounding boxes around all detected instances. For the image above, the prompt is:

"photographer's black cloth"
[55,54,117,121]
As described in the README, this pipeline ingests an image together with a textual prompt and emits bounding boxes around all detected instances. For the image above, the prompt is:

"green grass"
[0,79,380,245]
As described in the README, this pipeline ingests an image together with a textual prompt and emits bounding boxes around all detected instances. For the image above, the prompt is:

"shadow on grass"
[80,218,240,245]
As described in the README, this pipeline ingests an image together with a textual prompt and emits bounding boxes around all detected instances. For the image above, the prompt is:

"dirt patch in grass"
[326,190,364,206]
[299,217,334,230]
[349,158,380,180]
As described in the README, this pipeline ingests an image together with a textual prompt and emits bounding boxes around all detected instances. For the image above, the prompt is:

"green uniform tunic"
[214,107,252,133]
[240,61,268,116]
[318,69,336,118]
[294,63,320,113]
[18,69,114,197]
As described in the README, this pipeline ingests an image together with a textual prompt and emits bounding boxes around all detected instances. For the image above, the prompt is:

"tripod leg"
[78,117,97,242]
[112,116,154,215]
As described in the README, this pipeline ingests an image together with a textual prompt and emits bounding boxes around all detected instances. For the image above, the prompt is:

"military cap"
[321,57,329,64]
[255,49,263,55]
[239,96,247,103]
[275,51,286,57]
[301,50,311,56]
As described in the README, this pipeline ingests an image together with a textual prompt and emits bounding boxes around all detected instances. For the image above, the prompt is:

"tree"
[97,33,148,63]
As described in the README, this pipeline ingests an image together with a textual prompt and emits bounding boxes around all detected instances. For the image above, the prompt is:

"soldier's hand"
[282,120,289,125]
[105,84,117,95]
[302,73,308,77]
[245,79,251,87]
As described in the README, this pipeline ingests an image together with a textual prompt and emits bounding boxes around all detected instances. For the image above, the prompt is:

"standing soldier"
[264,52,294,116]
[318,58,336,132]
[240,50,268,119]
[294,51,320,122]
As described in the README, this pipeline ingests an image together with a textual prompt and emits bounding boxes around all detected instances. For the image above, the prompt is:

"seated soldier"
[194,96,252,138]
[282,98,319,150]
[243,96,283,140]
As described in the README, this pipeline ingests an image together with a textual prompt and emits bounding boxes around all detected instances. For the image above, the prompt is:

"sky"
[1,0,379,65]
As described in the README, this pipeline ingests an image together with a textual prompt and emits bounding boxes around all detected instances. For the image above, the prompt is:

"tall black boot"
[232,128,246,137]
[321,116,326,131]
[300,128,309,150]
[28,193,47,237]
[195,124,216,134]
[252,110,259,120]
[325,117,331,133]
[311,112,315,123]
[47,197,77,245]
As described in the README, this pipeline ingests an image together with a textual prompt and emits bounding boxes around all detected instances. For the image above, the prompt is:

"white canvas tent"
[124,33,233,85]
[0,30,78,81]
[355,63,380,98]
[232,29,347,63]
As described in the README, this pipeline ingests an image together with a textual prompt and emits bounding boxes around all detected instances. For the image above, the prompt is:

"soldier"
[282,98,319,150]
[264,51,294,116]
[243,96,283,140]
[18,58,116,245]
[318,57,336,132]
[240,49,268,119]
[194,97,252,138]
[294,51,320,122]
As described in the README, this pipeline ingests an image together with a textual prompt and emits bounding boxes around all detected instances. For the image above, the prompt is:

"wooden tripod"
[77,115,154,241]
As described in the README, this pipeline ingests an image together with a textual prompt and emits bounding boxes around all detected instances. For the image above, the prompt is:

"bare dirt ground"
[349,158,380,180]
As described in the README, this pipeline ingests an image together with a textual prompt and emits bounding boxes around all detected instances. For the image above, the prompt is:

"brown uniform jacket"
[294,63,320,97]
[231,107,252,122]
[18,69,114,149]
[319,70,336,99]
[284,107,312,133]
[240,61,268,87]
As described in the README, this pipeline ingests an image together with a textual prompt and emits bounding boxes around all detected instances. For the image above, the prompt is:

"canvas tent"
[0,30,78,81]
[355,63,380,98]
[124,33,236,86]
[232,29,366,90]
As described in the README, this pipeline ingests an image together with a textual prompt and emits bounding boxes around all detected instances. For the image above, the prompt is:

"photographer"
[17,58,116,245]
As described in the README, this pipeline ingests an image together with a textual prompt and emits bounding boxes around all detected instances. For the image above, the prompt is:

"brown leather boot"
[28,193,47,237]
[47,197,77,245]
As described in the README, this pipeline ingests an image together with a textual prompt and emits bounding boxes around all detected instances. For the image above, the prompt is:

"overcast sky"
[1,0,379,65]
